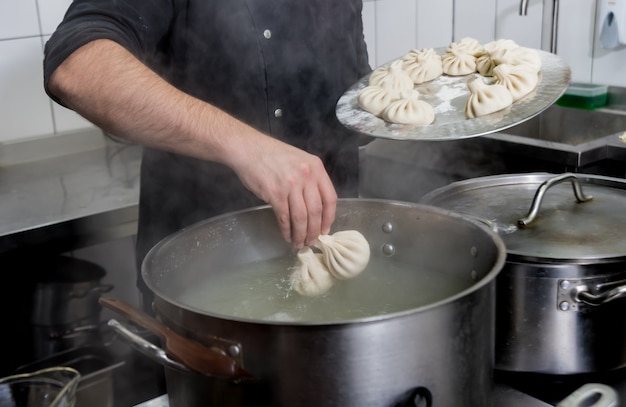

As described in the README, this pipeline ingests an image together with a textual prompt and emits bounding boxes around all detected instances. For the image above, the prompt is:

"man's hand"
[229,136,337,248]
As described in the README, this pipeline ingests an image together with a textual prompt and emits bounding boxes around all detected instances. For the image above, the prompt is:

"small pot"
[114,199,506,406]
[421,173,626,375]
[30,256,113,359]
[31,256,112,326]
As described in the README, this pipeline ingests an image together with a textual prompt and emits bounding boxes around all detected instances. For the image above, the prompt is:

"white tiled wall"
[1,0,625,147]
[0,0,94,144]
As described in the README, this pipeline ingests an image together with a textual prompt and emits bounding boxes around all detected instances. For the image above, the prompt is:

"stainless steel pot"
[421,173,626,375]
[31,256,113,359]
[32,256,112,326]
[118,199,506,407]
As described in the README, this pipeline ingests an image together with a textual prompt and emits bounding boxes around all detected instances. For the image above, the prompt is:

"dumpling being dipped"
[314,230,371,280]
[382,89,435,125]
[465,77,513,119]
[493,63,539,102]
[289,246,335,296]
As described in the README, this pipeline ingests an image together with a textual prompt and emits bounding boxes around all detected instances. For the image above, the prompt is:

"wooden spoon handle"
[99,296,170,339]
[99,296,255,380]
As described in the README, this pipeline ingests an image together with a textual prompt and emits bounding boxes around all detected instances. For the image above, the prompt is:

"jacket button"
[263,29,272,39]
[274,108,283,118]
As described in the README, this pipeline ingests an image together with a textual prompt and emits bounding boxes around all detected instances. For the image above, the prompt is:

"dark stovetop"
[496,367,626,406]
[132,369,626,407]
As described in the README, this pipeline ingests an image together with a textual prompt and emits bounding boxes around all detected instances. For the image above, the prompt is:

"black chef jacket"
[44,0,371,302]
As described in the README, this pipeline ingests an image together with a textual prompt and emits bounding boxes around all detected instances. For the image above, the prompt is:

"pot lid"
[421,173,626,262]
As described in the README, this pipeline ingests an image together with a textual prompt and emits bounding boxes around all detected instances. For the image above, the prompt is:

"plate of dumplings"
[336,38,571,141]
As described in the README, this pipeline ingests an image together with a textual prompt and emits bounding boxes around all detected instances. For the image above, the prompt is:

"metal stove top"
[132,362,626,407]
[134,383,553,407]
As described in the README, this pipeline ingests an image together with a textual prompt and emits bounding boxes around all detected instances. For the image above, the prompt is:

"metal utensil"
[99,297,253,381]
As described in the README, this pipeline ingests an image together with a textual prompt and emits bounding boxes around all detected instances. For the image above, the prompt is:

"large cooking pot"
[124,199,506,407]
[421,173,626,375]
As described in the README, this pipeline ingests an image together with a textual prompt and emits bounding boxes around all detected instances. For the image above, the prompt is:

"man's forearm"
[47,39,265,168]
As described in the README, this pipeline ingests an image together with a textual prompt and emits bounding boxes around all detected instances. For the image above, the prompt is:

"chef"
[43,0,371,308]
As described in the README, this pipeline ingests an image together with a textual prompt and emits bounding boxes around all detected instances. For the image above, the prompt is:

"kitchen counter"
[0,132,142,255]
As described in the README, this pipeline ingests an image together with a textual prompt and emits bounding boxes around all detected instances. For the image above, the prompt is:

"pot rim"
[142,198,507,327]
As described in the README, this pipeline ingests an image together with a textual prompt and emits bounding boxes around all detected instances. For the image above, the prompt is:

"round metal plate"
[336,48,571,141]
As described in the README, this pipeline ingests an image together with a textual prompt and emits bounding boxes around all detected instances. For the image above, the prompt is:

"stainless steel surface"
[490,101,626,150]
[517,173,593,227]
[420,173,626,261]
[555,384,618,407]
[107,319,189,374]
[135,384,555,407]
[494,384,553,407]
[142,200,505,407]
[494,259,626,374]
[0,135,141,254]
[336,49,570,141]
[420,173,626,375]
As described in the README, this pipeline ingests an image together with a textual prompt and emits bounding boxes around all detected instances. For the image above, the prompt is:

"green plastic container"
[556,83,608,110]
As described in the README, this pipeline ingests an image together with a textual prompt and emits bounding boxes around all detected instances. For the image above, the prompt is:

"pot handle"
[393,387,432,407]
[518,173,593,227]
[575,283,626,306]
[556,383,618,407]
[106,318,192,374]
[70,284,114,299]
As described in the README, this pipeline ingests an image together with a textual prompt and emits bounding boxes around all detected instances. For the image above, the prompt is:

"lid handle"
[518,173,593,227]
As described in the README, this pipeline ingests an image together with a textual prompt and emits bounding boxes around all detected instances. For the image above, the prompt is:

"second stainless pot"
[421,172,626,375]
[133,199,506,407]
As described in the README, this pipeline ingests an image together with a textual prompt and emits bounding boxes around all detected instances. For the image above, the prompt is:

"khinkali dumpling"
[401,48,443,84]
[493,63,539,102]
[447,37,484,57]
[290,246,335,296]
[476,40,520,76]
[314,230,371,280]
[357,85,395,116]
[382,89,435,125]
[442,49,477,76]
[495,47,541,73]
[475,55,499,77]
[483,39,519,55]
[368,60,413,98]
[465,77,513,119]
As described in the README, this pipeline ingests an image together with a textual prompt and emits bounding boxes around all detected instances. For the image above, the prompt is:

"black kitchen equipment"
[421,172,626,375]
[30,256,113,360]
[107,198,506,407]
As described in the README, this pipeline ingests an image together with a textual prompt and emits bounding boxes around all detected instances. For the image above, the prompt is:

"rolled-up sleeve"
[43,0,175,103]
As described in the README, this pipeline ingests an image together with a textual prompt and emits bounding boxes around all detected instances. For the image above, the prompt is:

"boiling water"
[178,256,472,323]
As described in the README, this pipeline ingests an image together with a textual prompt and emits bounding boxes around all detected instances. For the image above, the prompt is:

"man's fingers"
[302,183,323,246]
[287,192,308,248]
[318,178,337,236]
